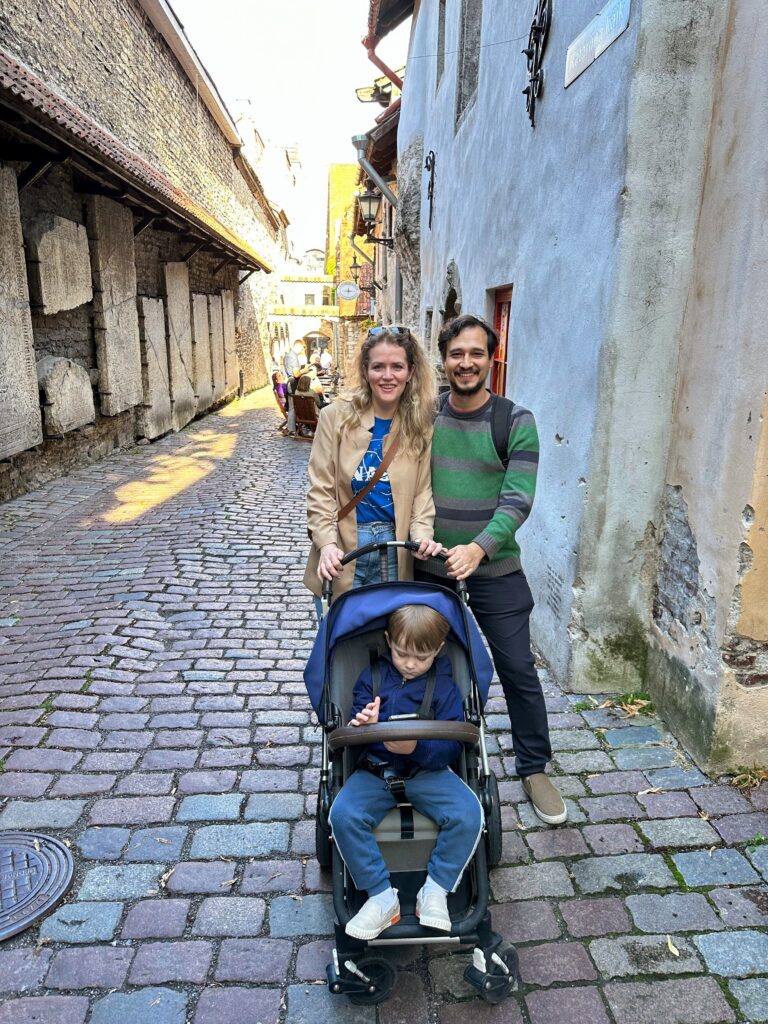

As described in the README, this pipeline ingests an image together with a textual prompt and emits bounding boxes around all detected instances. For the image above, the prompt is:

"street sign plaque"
[565,0,631,88]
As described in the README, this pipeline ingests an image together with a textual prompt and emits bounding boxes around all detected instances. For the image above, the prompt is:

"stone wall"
[0,0,284,502]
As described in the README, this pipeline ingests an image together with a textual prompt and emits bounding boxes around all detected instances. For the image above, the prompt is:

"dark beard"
[451,374,485,396]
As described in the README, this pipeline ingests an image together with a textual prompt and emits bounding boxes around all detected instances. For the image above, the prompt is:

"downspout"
[352,135,398,208]
[362,32,403,90]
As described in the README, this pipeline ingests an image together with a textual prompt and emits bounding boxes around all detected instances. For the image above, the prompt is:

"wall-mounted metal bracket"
[424,150,436,231]
[522,0,551,128]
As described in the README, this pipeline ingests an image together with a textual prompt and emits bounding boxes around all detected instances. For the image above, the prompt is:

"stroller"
[304,540,519,1006]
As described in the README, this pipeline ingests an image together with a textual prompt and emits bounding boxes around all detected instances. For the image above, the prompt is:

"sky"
[170,0,410,253]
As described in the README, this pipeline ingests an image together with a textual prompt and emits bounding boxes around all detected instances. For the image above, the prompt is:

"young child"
[329,605,484,940]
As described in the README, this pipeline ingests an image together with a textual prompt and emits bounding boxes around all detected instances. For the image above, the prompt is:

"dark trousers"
[415,567,552,776]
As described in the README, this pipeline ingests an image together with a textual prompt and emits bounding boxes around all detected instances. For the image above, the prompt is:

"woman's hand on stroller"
[318,543,345,580]
[348,696,381,727]
[412,538,446,561]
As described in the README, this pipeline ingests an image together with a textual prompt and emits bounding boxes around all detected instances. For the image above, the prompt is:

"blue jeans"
[313,521,398,624]
[353,520,398,587]
[329,767,484,896]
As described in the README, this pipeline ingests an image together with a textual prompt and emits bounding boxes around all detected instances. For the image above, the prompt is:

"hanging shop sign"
[337,282,360,301]
[564,0,631,88]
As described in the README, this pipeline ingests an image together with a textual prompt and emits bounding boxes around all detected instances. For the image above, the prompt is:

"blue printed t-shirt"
[352,417,394,524]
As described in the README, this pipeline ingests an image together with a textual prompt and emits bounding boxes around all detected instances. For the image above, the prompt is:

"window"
[492,287,512,396]
[304,293,315,305]
[436,0,447,89]
[456,0,483,125]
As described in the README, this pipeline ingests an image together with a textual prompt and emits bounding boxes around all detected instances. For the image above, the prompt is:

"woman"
[304,326,442,599]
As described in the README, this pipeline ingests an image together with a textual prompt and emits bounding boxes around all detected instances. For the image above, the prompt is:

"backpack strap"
[489,392,514,470]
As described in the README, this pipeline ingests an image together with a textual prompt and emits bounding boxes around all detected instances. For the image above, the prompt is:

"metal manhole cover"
[0,832,74,941]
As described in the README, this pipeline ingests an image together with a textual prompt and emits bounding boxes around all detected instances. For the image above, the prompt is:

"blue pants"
[313,521,398,624]
[329,767,484,896]
[353,520,398,587]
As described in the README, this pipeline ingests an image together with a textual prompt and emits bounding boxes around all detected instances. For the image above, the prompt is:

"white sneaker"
[345,891,400,940]
[416,883,452,932]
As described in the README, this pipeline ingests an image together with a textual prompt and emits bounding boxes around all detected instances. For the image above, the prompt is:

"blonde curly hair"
[336,328,436,458]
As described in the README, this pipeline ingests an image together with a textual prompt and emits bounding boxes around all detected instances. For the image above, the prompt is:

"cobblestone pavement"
[0,389,766,1024]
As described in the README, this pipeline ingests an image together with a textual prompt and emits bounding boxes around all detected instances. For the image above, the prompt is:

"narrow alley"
[0,394,766,1024]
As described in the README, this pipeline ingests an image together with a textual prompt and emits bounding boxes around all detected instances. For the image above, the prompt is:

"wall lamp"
[356,186,395,250]
[350,255,381,293]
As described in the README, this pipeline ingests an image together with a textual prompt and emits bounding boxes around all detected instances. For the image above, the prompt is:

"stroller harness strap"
[363,654,438,840]
[369,652,437,720]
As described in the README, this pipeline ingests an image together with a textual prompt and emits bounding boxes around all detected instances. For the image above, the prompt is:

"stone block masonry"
[207,294,227,403]
[0,165,43,460]
[221,290,240,395]
[191,294,214,412]
[87,196,143,416]
[24,214,93,315]
[136,296,172,440]
[36,356,95,436]
[162,263,196,431]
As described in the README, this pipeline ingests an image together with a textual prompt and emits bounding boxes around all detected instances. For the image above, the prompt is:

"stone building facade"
[0,0,286,501]
[386,0,768,769]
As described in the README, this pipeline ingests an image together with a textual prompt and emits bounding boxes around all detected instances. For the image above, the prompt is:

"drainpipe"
[352,135,398,208]
[362,32,403,90]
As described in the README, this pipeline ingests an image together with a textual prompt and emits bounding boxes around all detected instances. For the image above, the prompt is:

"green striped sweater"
[426,394,539,577]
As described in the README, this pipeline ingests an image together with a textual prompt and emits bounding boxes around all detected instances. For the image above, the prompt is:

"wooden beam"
[133,214,155,238]
[213,256,232,275]
[182,241,206,262]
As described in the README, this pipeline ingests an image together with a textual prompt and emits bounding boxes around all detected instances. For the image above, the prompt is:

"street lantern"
[356,186,382,231]
[350,255,360,283]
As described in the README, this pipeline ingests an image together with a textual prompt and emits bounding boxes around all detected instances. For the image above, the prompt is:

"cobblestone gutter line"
[0,391,766,1024]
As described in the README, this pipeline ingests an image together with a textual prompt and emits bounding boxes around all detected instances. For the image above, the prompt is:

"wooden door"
[492,287,512,395]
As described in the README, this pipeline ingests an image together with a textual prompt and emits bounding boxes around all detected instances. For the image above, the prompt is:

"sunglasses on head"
[368,325,409,338]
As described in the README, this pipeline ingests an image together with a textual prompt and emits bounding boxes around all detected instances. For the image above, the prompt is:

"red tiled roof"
[0,48,273,272]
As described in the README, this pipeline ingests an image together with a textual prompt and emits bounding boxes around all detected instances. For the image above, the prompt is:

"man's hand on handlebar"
[317,544,344,581]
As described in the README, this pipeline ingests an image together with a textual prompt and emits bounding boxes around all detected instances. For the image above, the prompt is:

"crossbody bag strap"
[337,432,400,522]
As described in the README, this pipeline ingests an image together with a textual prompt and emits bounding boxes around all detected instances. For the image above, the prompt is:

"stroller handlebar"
[328,719,480,752]
[321,541,468,603]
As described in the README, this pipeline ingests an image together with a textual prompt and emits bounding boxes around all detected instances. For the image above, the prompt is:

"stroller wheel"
[482,772,503,867]
[347,956,396,1005]
[478,942,519,1004]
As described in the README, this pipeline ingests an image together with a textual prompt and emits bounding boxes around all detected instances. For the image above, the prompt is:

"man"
[416,313,566,825]
[284,339,308,378]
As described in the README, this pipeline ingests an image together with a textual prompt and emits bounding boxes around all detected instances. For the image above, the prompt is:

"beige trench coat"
[303,401,435,598]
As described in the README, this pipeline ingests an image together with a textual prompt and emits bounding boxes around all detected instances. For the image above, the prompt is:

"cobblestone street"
[0,390,766,1024]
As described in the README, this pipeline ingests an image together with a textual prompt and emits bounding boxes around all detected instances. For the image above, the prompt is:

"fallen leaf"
[698,810,710,821]
[155,837,171,844]
[290,893,303,901]
[638,788,663,796]
[220,878,237,887]
[667,936,680,957]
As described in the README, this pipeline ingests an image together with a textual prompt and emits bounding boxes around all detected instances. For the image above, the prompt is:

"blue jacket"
[350,653,463,773]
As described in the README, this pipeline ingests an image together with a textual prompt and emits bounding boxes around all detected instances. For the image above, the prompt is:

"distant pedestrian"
[284,340,307,378]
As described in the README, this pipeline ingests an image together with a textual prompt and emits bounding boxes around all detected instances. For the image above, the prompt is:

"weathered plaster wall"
[572,0,729,692]
[398,1,637,681]
[651,0,768,769]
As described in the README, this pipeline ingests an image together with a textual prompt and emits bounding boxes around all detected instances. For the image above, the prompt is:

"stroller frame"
[310,541,519,1006]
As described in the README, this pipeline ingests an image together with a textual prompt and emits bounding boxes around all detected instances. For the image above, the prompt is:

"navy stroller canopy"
[303,582,494,720]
